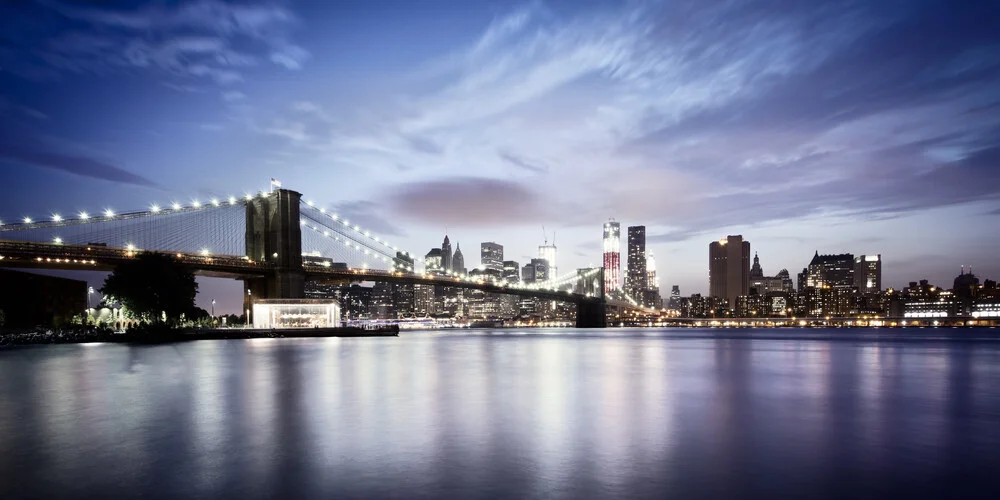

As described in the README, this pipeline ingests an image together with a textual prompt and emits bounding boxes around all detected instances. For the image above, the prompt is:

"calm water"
[1,328,1000,499]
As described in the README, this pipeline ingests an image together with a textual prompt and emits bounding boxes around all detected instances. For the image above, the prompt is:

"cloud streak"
[0,143,157,187]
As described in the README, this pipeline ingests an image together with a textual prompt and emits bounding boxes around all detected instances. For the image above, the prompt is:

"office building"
[709,235,751,308]
[854,254,882,293]
[539,242,557,279]
[452,243,466,276]
[441,234,452,272]
[625,226,648,299]
[502,260,520,284]
[424,248,443,273]
[603,219,621,294]
[481,242,503,272]
[807,252,854,289]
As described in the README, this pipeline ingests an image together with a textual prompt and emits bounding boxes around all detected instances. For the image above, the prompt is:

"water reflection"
[1,328,999,499]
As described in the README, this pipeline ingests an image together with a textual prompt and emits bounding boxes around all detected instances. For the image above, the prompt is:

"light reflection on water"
[1,328,999,499]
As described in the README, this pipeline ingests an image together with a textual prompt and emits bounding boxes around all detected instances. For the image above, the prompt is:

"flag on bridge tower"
[270,178,282,192]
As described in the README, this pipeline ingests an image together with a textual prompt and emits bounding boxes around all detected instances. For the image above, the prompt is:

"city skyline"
[1,0,999,313]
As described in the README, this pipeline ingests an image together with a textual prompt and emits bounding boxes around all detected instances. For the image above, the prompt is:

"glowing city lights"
[79,212,89,220]
[52,214,62,222]
[151,204,161,213]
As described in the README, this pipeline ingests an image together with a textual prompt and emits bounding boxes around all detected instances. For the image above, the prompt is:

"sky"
[1,0,999,314]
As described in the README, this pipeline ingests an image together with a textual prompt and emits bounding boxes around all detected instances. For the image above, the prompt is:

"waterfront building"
[502,260,520,283]
[709,235,751,309]
[807,251,854,289]
[854,254,882,293]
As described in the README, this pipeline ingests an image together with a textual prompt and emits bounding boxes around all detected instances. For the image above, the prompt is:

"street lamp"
[87,287,94,309]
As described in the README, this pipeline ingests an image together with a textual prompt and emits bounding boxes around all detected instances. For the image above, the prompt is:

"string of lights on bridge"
[0,190,414,264]
[300,200,411,261]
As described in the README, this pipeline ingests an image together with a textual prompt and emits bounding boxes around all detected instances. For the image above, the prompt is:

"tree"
[100,253,198,326]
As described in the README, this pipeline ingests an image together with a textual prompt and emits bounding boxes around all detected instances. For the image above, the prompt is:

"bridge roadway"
[0,240,603,306]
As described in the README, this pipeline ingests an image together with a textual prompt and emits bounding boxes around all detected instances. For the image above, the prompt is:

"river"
[1,328,999,499]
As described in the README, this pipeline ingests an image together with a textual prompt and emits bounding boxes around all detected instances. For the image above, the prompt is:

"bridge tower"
[576,267,607,328]
[244,189,305,305]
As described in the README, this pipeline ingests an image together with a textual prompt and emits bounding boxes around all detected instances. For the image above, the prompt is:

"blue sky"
[1,0,999,313]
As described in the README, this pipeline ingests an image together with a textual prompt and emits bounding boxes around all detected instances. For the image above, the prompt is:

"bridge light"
[52,214,62,222]
[319,208,325,213]
[172,202,181,211]
[23,217,32,224]
[229,196,237,205]
[151,204,161,213]
[126,243,136,251]
[192,200,201,208]
[211,198,220,206]
[331,214,338,220]
[245,193,253,201]
[104,209,114,218]
[200,248,211,256]
[53,237,63,244]
[79,212,89,220]
[306,200,314,207]
[342,219,349,225]
[354,225,361,231]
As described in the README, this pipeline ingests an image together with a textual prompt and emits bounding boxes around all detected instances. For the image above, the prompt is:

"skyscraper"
[854,254,882,293]
[424,248,442,273]
[502,260,520,283]
[603,219,621,294]
[441,234,452,273]
[806,251,854,289]
[531,258,550,282]
[538,242,557,279]
[452,243,466,276]
[481,242,503,272]
[709,235,751,309]
[646,250,658,293]
[625,226,647,300]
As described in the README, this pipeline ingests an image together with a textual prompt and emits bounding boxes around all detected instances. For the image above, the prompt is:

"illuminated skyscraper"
[603,219,621,294]
[807,251,854,289]
[481,242,503,272]
[538,243,557,279]
[625,226,647,299]
[854,254,882,293]
[709,235,751,309]
[646,250,658,293]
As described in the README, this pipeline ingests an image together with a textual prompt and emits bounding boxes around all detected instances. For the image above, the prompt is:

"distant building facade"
[625,226,647,300]
[481,242,503,272]
[709,235,751,309]
[603,219,621,294]
[854,254,882,293]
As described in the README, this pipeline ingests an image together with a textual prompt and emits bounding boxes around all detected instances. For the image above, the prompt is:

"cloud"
[221,90,246,102]
[497,149,548,173]
[0,142,157,187]
[388,178,550,227]
[263,119,309,142]
[17,0,309,84]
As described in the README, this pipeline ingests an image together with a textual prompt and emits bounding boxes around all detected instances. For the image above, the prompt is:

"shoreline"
[0,325,399,346]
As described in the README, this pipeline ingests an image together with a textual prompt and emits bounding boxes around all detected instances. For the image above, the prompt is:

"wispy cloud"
[0,142,157,187]
[20,0,308,85]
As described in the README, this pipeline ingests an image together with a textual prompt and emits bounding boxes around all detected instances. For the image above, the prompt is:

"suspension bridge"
[0,187,629,327]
